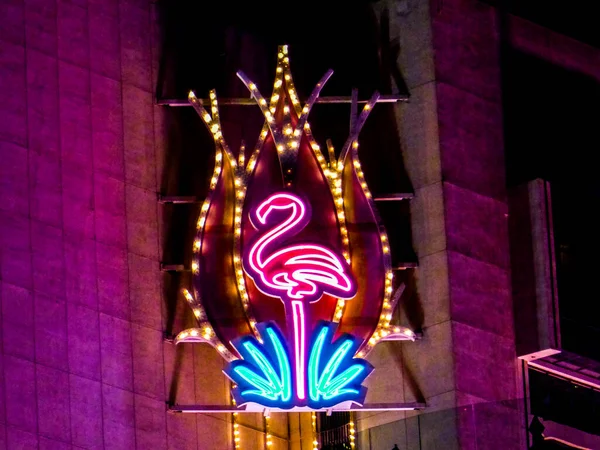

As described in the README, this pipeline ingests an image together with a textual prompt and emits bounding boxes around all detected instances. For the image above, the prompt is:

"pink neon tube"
[243,192,357,402]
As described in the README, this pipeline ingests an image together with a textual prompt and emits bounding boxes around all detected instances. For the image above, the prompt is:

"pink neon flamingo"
[243,192,357,401]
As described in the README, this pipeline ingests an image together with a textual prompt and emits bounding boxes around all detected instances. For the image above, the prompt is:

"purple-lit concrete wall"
[0,0,230,448]
[359,1,600,449]
[432,1,521,447]
[358,0,521,448]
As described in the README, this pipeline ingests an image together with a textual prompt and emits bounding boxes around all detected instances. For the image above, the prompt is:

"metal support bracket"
[160,263,189,272]
[158,193,414,204]
[158,195,199,204]
[157,94,409,107]
[374,193,414,201]
[168,402,426,414]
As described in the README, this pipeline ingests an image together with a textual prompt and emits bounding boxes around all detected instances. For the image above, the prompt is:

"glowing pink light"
[244,192,357,304]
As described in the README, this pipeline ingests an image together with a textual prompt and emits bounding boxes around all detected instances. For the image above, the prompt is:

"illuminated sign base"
[224,321,372,410]
[169,402,426,414]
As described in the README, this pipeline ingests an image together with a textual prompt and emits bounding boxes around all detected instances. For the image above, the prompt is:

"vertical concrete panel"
[419,407,459,450]
[2,283,34,360]
[57,0,89,68]
[149,1,161,98]
[128,253,162,330]
[70,374,104,449]
[0,353,4,425]
[100,314,134,391]
[134,394,168,450]
[166,414,197,450]
[67,303,101,380]
[3,356,37,432]
[432,4,500,103]
[269,413,289,447]
[452,323,516,403]
[197,415,231,450]
[96,242,130,320]
[89,1,121,80]
[448,251,512,339]
[164,343,198,449]
[362,343,408,427]
[131,324,164,400]
[5,428,38,449]
[34,293,68,371]
[0,142,29,217]
[25,0,58,56]
[26,50,59,159]
[410,181,446,258]
[119,2,151,91]
[125,184,158,260]
[443,182,510,268]
[437,82,505,201]
[192,344,227,405]
[0,41,27,146]
[473,400,522,449]
[31,222,65,299]
[64,236,98,309]
[357,429,370,450]
[39,437,71,450]
[289,413,301,450]
[402,321,454,401]
[239,422,265,450]
[91,74,125,179]
[393,0,435,90]
[368,420,407,450]
[299,413,314,450]
[123,84,156,190]
[397,82,441,190]
[0,0,25,46]
[0,214,32,291]
[59,61,92,169]
[102,384,136,450]
[61,160,95,239]
[405,415,422,450]
[411,251,449,329]
[29,152,62,227]
[94,174,127,248]
[36,365,71,443]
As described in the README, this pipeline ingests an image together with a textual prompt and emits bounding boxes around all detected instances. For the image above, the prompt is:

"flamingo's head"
[252,192,310,228]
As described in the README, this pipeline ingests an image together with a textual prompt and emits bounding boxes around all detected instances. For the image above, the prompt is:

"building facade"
[1,0,599,449]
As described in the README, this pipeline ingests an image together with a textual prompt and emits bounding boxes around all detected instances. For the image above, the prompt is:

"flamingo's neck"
[250,199,305,270]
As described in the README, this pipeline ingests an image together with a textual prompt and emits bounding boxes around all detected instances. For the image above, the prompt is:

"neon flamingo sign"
[174,45,417,412]
[243,192,357,402]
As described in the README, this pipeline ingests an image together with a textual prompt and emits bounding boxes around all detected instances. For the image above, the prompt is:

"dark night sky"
[503,48,600,360]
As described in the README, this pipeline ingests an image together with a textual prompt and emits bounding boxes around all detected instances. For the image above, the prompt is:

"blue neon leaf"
[307,322,373,408]
[225,323,294,408]
[225,321,372,409]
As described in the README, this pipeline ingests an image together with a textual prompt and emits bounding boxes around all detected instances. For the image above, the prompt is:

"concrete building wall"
[358,1,600,449]
[357,0,521,448]
[0,0,233,448]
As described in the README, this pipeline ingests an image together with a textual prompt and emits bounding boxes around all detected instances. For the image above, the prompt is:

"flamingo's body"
[243,192,357,402]
[244,192,356,304]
